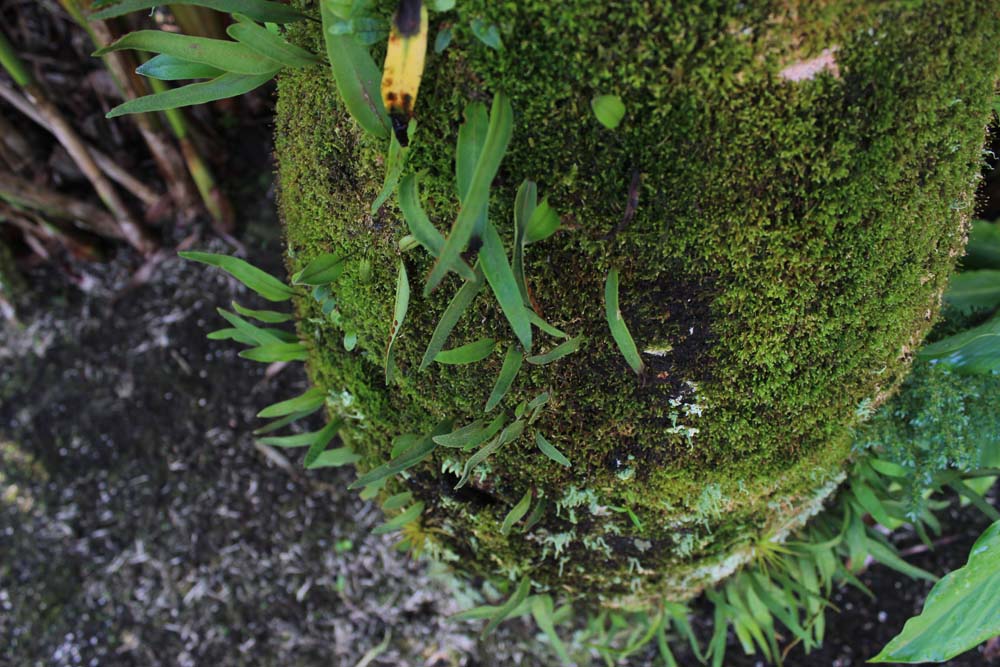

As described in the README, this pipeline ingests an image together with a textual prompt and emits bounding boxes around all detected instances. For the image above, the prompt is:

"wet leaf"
[535,432,570,467]
[179,251,294,302]
[90,0,306,23]
[485,345,523,411]
[605,268,644,375]
[434,337,495,364]
[591,94,625,129]
[917,315,1000,375]
[501,488,533,536]
[526,335,583,365]
[135,54,224,80]
[385,261,411,384]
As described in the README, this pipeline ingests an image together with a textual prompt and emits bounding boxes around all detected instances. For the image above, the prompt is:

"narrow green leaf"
[605,268,644,375]
[482,577,530,637]
[397,173,477,281]
[434,413,505,450]
[385,261,411,384]
[232,302,293,323]
[419,269,484,370]
[372,501,424,535]
[320,0,390,139]
[95,31,280,74]
[258,388,325,418]
[531,596,572,665]
[526,335,584,365]
[469,18,502,50]
[383,492,413,510]
[349,422,448,490]
[872,520,1000,663]
[456,101,488,200]
[434,337,495,365]
[917,315,1000,375]
[963,220,1000,270]
[227,16,320,69]
[535,432,571,467]
[852,484,903,530]
[481,223,533,351]
[217,308,283,345]
[307,447,360,468]
[136,54,224,80]
[254,408,321,435]
[456,420,524,489]
[944,270,1000,315]
[327,16,387,45]
[426,93,513,294]
[90,0,307,23]
[485,345,523,411]
[258,429,326,448]
[864,534,938,583]
[239,342,308,362]
[180,251,293,301]
[500,488,533,535]
[512,180,537,305]
[591,94,626,129]
[526,309,569,339]
[106,69,275,117]
[524,198,560,245]
[207,327,257,345]
[433,26,452,53]
[371,131,408,213]
[295,252,346,286]
[522,498,547,531]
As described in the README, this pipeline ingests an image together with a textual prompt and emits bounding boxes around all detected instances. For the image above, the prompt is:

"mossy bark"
[275,1,1000,605]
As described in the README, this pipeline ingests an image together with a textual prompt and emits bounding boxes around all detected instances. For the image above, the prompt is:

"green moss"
[275,0,1000,604]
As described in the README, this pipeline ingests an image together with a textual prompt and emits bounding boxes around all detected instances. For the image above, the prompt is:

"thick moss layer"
[275,1,999,603]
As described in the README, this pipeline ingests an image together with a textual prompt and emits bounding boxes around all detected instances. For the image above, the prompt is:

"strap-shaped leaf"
[227,16,321,69]
[320,0,390,139]
[435,338,495,365]
[524,198,560,245]
[526,335,583,365]
[456,419,524,489]
[419,267,484,369]
[239,342,308,362]
[254,408,321,435]
[432,413,504,449]
[425,93,513,294]
[96,31,280,74]
[512,180,537,305]
[481,222,532,351]
[307,447,360,468]
[258,387,326,418]
[349,421,450,490]
[526,309,568,339]
[382,492,413,510]
[207,327,257,345]
[484,345,523,411]
[136,54,224,80]
[371,130,409,213]
[455,101,488,200]
[397,173,476,280]
[180,251,293,301]
[385,261,410,384]
[530,596,572,665]
[302,419,344,467]
[500,488,532,536]
[231,302,293,323]
[217,308,284,345]
[372,501,424,535]
[605,268,644,375]
[535,432,571,467]
[90,0,307,23]
[107,71,276,118]
[481,577,530,637]
[295,252,346,285]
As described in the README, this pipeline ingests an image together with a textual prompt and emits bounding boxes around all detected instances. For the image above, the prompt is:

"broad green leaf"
[180,251,293,301]
[349,421,449,490]
[258,387,326,418]
[307,447,360,468]
[485,345,523,411]
[944,270,1000,315]
[107,71,275,117]
[419,269,484,369]
[383,492,413,510]
[232,302,293,323]
[500,488,532,535]
[591,94,625,129]
[217,308,284,345]
[239,342,308,362]
[531,596,572,665]
[512,180,537,305]
[320,0,390,139]
[227,16,321,69]
[469,19,502,50]
[372,502,424,535]
[524,198,560,245]
[90,0,307,23]
[295,252,346,285]
[872,520,1000,663]
[435,337,495,365]
[481,577,530,637]
[434,26,452,53]
[917,315,1000,375]
[481,223,533,351]
[963,220,1000,270]
[605,268,644,375]
[426,93,513,294]
[136,54,224,80]
[95,31,280,75]
[535,432,571,467]
[385,261,411,384]
[456,420,524,488]
[433,413,505,449]
[526,335,584,365]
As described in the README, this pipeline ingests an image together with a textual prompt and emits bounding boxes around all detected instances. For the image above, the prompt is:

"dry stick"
[0,200,104,261]
[0,82,159,207]
[0,170,123,240]
[0,30,155,254]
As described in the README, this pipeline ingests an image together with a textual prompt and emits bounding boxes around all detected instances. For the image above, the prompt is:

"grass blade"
[372,501,424,535]
[239,342,308,362]
[180,251,293,301]
[531,596,572,665]
[535,432,571,467]
[295,252,346,286]
[419,268,484,369]
[258,388,325,418]
[320,0,390,139]
[501,488,532,535]
[481,222,532,350]
[605,268,644,375]
[526,335,583,365]
[485,344,523,411]
[227,16,320,69]
[512,180,537,305]
[385,261,411,384]
[95,31,280,75]
[107,71,276,117]
[434,337,495,365]
[136,54,224,80]
[425,93,513,294]
[90,0,307,23]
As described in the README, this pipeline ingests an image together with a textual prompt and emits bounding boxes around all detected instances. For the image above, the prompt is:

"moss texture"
[274,0,1000,604]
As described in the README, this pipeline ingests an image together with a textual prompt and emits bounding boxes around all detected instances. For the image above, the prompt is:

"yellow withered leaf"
[381,0,428,146]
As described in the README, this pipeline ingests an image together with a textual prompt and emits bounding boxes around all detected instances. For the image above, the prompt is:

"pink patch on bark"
[780,48,840,82]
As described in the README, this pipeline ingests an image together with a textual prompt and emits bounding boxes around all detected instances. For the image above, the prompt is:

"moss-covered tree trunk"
[275,1,1000,605]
